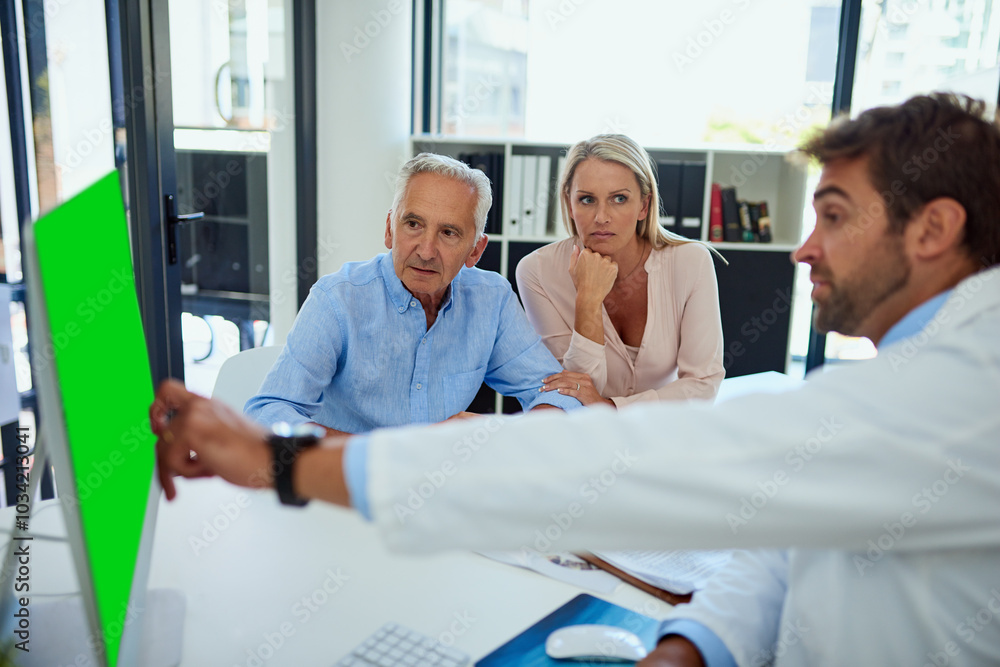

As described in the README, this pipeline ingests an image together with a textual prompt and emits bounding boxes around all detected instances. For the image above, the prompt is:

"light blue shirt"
[657,288,953,667]
[245,253,579,433]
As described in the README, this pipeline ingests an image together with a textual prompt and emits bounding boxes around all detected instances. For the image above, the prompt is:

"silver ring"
[575,382,580,391]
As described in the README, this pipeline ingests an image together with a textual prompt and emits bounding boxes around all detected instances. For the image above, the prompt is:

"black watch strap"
[268,422,324,506]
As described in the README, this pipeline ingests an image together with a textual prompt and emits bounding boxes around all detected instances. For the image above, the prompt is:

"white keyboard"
[334,622,472,666]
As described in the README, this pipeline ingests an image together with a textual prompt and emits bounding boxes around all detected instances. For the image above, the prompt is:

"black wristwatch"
[268,422,325,506]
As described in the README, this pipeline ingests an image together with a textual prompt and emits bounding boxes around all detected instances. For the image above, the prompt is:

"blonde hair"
[559,134,719,256]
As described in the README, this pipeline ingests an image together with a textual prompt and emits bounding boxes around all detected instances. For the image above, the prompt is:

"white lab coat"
[366,265,1000,666]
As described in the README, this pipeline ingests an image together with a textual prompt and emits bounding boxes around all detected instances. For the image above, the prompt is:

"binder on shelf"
[458,152,504,235]
[656,160,682,232]
[556,155,568,235]
[720,186,742,242]
[507,155,524,237]
[489,153,504,235]
[535,155,552,237]
[709,183,723,242]
[678,160,707,240]
[521,155,538,238]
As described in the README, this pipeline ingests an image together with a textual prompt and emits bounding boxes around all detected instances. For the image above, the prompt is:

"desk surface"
[145,478,671,665]
[19,372,801,665]
[17,480,669,664]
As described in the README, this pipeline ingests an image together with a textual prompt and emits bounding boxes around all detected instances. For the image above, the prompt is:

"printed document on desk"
[478,551,621,594]
[590,550,733,595]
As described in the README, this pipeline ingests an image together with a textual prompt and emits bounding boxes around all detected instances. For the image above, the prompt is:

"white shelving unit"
[411,136,809,269]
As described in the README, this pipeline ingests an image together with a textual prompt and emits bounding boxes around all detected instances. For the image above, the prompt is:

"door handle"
[164,194,204,265]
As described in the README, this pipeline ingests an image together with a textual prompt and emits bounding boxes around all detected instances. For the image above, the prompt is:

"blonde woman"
[516,134,724,407]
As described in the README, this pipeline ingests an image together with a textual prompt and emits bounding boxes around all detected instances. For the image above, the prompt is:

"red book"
[709,183,724,242]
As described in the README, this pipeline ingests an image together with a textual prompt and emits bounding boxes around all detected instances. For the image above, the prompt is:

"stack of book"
[709,183,773,243]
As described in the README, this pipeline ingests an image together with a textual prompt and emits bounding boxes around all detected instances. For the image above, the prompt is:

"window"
[885,51,905,66]
[435,0,1000,374]
[853,0,1000,115]
[820,0,1000,364]
[442,0,843,149]
[882,80,902,94]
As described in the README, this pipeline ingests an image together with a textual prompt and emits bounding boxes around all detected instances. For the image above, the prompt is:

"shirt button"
[410,300,417,307]
[398,306,405,313]
[421,338,426,344]
[415,383,422,390]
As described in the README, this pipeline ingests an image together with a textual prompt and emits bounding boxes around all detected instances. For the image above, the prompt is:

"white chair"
[211,345,284,411]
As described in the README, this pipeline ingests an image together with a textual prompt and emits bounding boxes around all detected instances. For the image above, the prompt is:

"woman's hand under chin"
[569,244,618,306]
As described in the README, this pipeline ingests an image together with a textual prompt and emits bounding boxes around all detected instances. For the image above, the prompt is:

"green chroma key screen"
[33,171,157,666]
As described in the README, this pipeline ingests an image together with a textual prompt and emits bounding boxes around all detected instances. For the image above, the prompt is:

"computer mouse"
[545,624,649,662]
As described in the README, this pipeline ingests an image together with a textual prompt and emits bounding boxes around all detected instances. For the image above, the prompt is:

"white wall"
[316,0,413,278]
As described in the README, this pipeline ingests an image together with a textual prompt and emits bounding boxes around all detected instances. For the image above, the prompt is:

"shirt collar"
[878,290,952,349]
[377,252,458,315]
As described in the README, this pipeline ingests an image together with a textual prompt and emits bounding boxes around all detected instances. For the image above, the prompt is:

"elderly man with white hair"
[246,153,578,440]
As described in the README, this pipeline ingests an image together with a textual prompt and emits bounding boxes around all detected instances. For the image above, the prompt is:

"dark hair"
[799,93,1000,268]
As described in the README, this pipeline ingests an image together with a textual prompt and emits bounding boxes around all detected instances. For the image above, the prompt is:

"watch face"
[271,422,326,439]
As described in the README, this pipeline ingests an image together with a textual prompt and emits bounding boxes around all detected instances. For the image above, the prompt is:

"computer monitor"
[0,171,181,666]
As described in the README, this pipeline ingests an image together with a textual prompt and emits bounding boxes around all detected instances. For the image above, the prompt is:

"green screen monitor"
[11,171,169,665]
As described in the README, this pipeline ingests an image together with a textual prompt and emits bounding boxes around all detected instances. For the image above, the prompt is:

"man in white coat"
[153,93,1000,666]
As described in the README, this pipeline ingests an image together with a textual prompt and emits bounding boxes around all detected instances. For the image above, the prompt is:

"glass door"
[162,0,299,395]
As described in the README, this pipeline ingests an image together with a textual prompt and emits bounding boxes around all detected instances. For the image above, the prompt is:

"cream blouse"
[515,237,725,407]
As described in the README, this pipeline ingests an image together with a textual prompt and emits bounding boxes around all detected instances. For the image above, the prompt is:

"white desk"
[17,372,802,664]
[13,479,668,665]
[144,478,670,665]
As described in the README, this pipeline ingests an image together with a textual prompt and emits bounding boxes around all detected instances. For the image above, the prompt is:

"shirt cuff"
[526,389,584,411]
[657,619,737,667]
[343,436,372,521]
